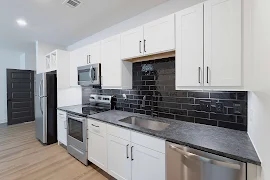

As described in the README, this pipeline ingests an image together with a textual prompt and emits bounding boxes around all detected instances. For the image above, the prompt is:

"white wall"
[248,0,270,179]
[57,87,82,107]
[24,43,36,71]
[20,53,26,69]
[0,50,24,124]
[67,0,205,51]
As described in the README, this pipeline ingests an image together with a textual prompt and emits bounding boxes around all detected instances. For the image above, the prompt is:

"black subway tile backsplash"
[82,57,248,131]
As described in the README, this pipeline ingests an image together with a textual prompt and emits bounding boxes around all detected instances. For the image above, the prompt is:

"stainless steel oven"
[67,114,88,165]
[77,63,101,86]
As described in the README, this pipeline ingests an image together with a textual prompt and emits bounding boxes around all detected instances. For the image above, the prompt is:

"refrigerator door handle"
[169,145,241,170]
[40,97,43,115]
[39,79,43,98]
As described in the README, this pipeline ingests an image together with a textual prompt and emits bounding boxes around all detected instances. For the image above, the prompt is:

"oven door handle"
[68,115,85,122]
[169,145,241,170]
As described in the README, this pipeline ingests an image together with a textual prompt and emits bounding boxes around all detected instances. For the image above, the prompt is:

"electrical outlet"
[233,103,242,114]
[200,100,211,112]
[216,102,224,113]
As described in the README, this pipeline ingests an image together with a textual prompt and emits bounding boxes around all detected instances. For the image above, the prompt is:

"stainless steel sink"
[119,116,169,131]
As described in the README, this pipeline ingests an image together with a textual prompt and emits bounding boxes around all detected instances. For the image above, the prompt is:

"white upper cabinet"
[45,51,57,72]
[121,26,144,60]
[120,14,175,60]
[69,48,80,87]
[77,45,91,67]
[56,50,70,89]
[50,51,57,71]
[176,0,242,89]
[69,45,90,87]
[143,14,175,56]
[175,4,204,88]
[204,0,242,87]
[89,41,101,64]
[101,34,132,89]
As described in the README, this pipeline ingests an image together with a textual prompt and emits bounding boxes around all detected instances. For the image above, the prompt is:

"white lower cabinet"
[131,143,165,180]
[107,134,132,180]
[88,119,108,172]
[87,122,166,180]
[106,124,166,180]
[57,110,67,146]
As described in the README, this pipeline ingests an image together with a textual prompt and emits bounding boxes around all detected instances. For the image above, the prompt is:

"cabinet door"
[131,143,165,180]
[57,111,67,146]
[69,49,80,87]
[107,134,131,180]
[88,132,107,172]
[89,41,101,64]
[45,55,50,71]
[204,0,241,86]
[101,35,122,89]
[50,51,57,71]
[143,14,175,56]
[121,26,144,60]
[175,4,204,88]
[57,50,70,89]
[78,45,91,66]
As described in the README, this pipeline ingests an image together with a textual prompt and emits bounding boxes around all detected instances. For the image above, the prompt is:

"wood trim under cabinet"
[124,50,175,63]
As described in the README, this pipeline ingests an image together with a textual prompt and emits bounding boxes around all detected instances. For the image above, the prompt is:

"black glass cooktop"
[81,105,110,115]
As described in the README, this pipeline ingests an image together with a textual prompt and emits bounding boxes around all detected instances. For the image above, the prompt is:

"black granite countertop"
[58,105,261,165]
[57,104,89,117]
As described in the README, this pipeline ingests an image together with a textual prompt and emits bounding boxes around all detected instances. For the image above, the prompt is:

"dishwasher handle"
[169,145,241,170]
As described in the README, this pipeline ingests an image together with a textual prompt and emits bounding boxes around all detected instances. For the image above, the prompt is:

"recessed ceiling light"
[16,19,27,27]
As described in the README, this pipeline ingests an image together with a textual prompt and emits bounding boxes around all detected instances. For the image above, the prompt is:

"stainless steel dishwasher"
[166,142,246,180]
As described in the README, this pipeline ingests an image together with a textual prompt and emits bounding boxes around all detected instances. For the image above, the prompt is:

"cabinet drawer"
[57,110,67,117]
[88,119,107,137]
[57,110,67,121]
[107,124,130,141]
[131,131,165,154]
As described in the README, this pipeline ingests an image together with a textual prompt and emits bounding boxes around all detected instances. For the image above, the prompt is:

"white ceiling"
[0,0,167,52]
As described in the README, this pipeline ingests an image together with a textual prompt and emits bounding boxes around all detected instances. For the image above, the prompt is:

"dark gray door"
[7,69,35,125]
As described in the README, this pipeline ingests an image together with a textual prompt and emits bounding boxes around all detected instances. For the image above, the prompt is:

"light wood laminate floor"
[0,122,113,180]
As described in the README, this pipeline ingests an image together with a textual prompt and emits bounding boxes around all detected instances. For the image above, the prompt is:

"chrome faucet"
[141,95,146,108]
[141,95,158,117]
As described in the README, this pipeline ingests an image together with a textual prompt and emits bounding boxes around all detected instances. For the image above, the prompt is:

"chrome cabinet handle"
[131,146,134,161]
[198,67,201,84]
[169,145,241,170]
[91,124,99,128]
[144,40,146,52]
[126,144,129,159]
[139,41,142,53]
[206,66,209,84]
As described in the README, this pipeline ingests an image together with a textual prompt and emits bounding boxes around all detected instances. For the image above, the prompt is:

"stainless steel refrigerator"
[35,71,57,145]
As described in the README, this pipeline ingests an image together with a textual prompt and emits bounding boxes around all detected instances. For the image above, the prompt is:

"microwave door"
[78,68,91,86]
[77,64,101,86]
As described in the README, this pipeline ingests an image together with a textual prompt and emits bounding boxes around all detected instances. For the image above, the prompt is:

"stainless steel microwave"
[77,63,101,86]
